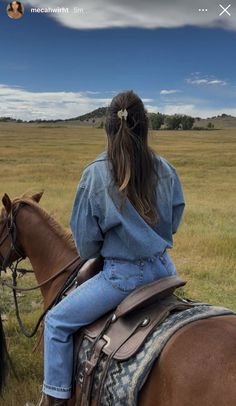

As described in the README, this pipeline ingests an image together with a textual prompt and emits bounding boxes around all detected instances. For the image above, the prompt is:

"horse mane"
[12,195,77,253]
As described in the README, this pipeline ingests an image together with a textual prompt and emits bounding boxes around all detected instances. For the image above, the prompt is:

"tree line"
[149,113,195,130]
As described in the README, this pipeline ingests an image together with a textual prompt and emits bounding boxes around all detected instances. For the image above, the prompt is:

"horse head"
[0,191,44,273]
[0,190,78,309]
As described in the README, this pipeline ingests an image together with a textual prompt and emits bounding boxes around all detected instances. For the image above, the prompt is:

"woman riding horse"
[34,90,185,405]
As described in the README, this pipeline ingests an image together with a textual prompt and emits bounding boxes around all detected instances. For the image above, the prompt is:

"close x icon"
[219,4,231,16]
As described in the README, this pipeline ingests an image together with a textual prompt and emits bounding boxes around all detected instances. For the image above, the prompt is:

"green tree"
[149,113,165,130]
[181,115,195,130]
[165,115,182,130]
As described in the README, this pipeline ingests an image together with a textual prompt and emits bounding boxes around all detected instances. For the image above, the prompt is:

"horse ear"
[31,190,44,203]
[2,193,12,214]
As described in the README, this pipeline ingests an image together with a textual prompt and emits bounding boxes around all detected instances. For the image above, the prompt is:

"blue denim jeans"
[43,251,176,399]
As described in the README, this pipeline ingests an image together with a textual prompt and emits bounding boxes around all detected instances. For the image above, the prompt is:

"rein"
[11,256,84,338]
[0,200,85,338]
[1,256,81,293]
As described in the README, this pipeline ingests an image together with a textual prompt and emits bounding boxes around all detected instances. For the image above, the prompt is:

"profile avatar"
[7,1,24,19]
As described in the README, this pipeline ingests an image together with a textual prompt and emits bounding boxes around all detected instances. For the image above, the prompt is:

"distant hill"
[63,107,107,127]
[70,107,107,122]
[64,111,236,129]
[1,110,236,129]
[193,114,236,129]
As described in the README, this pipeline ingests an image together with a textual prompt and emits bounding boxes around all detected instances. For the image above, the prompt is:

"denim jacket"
[70,150,185,261]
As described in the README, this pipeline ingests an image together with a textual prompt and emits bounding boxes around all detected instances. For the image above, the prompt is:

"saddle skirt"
[74,302,234,406]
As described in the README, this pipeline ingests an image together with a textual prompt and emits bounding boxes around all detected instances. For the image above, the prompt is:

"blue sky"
[0,0,235,120]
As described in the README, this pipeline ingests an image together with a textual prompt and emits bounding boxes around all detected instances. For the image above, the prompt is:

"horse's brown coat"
[1,191,236,406]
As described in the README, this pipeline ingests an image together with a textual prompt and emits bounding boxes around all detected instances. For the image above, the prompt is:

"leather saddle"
[64,257,193,406]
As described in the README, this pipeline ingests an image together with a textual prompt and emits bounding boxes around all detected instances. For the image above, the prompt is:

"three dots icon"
[198,8,208,12]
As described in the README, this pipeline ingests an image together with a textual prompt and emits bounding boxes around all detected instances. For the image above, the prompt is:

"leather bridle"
[0,200,85,339]
[0,202,26,274]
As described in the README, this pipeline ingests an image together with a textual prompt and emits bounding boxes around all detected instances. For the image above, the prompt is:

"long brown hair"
[105,90,159,226]
[8,1,23,14]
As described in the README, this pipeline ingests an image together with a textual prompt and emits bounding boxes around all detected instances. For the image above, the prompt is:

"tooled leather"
[82,295,192,360]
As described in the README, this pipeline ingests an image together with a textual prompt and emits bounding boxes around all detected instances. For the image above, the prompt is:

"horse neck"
[16,204,78,307]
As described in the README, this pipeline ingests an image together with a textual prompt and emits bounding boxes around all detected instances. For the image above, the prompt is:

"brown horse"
[1,191,236,406]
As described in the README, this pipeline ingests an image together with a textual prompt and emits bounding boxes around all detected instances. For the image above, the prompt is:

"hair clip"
[117,109,128,121]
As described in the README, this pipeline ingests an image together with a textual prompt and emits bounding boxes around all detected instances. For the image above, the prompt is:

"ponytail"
[105,90,158,226]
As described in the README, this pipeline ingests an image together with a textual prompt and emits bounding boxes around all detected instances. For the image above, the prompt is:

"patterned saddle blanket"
[75,303,234,406]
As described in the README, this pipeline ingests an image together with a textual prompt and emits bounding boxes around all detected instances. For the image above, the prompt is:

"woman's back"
[70,90,185,260]
[70,149,185,260]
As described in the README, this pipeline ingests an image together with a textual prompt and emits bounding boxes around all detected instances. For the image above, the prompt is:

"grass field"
[0,123,236,405]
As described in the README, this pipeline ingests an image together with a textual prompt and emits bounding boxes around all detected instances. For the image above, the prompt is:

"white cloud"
[161,104,196,115]
[187,77,227,86]
[160,89,181,95]
[22,0,236,30]
[0,84,235,120]
[0,84,112,121]
[142,98,156,103]
[0,84,155,121]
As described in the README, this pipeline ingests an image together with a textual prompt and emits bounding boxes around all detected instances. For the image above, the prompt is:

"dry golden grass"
[0,123,235,405]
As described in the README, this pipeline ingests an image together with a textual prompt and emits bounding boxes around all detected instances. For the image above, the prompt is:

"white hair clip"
[117,109,128,121]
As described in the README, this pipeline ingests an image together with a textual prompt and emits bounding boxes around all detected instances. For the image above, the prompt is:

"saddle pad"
[75,304,235,406]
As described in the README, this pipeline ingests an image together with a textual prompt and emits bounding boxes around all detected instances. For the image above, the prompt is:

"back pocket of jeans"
[108,261,143,293]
